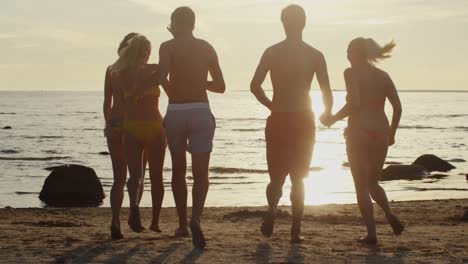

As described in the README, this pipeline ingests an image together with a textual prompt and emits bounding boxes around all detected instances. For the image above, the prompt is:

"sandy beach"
[0,199,466,263]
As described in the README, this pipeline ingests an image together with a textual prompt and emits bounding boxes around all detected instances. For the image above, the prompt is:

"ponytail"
[364,38,396,63]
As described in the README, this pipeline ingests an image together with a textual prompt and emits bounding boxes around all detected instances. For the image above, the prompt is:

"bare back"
[159,37,217,103]
[259,40,328,112]
[109,65,161,121]
[346,66,395,131]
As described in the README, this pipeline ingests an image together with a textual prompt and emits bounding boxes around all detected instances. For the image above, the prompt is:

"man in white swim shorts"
[156,6,226,250]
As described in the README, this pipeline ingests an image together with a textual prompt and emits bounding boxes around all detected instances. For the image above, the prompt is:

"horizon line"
[0,89,467,93]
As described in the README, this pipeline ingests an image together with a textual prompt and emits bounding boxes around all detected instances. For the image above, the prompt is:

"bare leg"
[148,134,166,232]
[368,140,404,235]
[170,151,189,236]
[124,134,144,232]
[138,151,148,205]
[290,173,305,243]
[107,133,127,239]
[189,152,211,249]
[261,173,287,237]
[348,141,377,244]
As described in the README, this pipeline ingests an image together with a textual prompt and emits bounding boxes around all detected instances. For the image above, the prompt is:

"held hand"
[319,112,335,127]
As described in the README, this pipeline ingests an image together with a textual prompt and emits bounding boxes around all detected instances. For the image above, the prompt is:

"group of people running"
[103,5,404,249]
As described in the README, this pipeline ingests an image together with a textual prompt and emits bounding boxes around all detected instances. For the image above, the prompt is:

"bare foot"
[388,214,404,235]
[290,234,305,244]
[110,225,124,240]
[260,212,275,237]
[357,235,377,245]
[189,220,206,250]
[149,224,162,233]
[128,207,144,233]
[174,226,190,237]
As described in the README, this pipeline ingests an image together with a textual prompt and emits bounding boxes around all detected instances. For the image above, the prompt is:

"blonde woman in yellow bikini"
[104,33,149,240]
[108,34,166,236]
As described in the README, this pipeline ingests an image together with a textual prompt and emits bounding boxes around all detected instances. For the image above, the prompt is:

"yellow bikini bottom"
[123,120,163,146]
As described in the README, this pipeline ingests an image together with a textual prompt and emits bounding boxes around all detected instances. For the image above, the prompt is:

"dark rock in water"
[2,126,12,130]
[39,164,105,207]
[98,151,110,156]
[385,161,403,165]
[426,174,449,180]
[381,165,428,181]
[412,154,455,172]
[447,158,466,163]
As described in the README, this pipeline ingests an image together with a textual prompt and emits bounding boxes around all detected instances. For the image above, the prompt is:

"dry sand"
[0,199,467,263]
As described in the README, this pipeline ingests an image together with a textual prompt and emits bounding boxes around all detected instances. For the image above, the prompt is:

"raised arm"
[316,52,333,114]
[250,49,272,110]
[103,67,112,122]
[207,46,226,93]
[386,73,402,146]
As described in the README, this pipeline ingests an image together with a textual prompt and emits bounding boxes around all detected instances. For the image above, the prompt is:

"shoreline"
[1,199,466,263]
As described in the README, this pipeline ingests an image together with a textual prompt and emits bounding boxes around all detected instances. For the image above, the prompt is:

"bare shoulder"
[160,39,174,50]
[195,38,215,51]
[372,67,392,81]
[303,43,324,58]
[262,41,285,57]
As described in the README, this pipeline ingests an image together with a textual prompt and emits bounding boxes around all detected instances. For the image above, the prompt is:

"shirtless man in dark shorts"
[156,6,226,250]
[250,4,333,243]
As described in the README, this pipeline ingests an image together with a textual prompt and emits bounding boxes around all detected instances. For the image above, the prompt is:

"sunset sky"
[1,0,467,91]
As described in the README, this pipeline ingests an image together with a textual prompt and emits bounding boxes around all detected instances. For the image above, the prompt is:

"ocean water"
[0,91,467,208]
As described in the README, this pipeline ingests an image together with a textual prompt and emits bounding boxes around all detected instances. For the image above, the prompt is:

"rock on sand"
[39,164,105,207]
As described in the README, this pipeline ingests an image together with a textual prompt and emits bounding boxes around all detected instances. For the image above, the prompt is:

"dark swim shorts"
[265,111,315,178]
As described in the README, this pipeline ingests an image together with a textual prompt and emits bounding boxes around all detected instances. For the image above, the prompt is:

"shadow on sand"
[364,245,410,264]
[53,237,185,263]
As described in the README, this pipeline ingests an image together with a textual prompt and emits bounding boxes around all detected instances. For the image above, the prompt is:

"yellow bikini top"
[123,86,160,104]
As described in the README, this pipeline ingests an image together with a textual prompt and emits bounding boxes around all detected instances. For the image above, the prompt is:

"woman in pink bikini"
[325,37,404,244]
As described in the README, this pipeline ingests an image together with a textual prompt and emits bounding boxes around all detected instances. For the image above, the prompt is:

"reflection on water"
[0,91,467,208]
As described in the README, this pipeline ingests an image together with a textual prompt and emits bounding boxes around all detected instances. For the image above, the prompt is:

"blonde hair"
[350,37,396,63]
[111,34,151,73]
[110,34,151,96]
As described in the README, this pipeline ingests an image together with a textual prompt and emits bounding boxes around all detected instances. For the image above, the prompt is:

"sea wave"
[210,167,268,174]
[186,176,249,180]
[15,191,40,195]
[218,118,265,122]
[1,149,20,154]
[433,114,468,118]
[0,156,71,161]
[39,136,64,139]
[231,128,263,132]
[399,125,442,129]
[0,112,16,115]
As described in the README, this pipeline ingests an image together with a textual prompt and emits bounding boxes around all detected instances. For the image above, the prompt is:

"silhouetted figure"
[323,37,404,244]
[108,34,166,237]
[250,4,333,243]
[156,6,226,249]
[103,33,149,239]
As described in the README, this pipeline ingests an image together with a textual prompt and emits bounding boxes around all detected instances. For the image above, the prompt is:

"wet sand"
[0,199,467,263]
